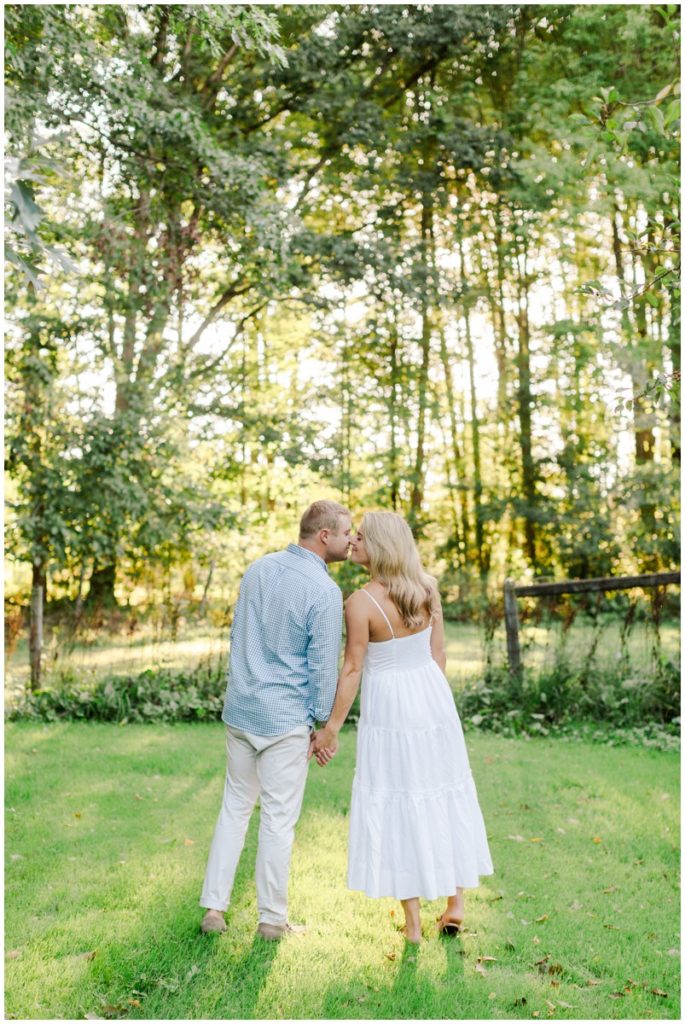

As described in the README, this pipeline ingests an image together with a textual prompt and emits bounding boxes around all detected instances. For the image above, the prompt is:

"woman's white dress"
[347,592,494,900]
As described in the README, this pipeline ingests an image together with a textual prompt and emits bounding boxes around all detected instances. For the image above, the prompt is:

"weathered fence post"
[501,570,680,678]
[503,577,522,676]
[29,577,44,691]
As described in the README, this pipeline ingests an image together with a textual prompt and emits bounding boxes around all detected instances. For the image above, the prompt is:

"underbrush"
[457,654,680,750]
[7,661,226,724]
[7,653,680,751]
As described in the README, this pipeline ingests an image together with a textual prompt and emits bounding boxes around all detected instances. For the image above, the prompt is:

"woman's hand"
[308,725,338,765]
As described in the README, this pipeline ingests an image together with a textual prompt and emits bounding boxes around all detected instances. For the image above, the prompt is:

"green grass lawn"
[5,723,680,1020]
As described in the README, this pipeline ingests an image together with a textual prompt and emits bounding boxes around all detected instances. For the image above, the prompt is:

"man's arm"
[310,592,370,764]
[306,587,344,723]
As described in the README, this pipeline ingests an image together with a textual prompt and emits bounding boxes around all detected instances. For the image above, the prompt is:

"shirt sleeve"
[306,586,343,722]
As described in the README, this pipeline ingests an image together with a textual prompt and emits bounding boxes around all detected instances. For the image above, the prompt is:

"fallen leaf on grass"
[6,950,22,960]
[545,999,556,1011]
[532,1012,540,1018]
[184,838,194,846]
[74,812,82,819]
[477,956,498,963]
[651,989,668,997]
[603,924,619,930]
[591,836,602,844]
[529,837,544,843]
[79,951,97,961]
[585,978,601,987]
[128,1000,140,1008]
[608,993,624,999]
[507,834,525,842]
[535,914,549,923]
[535,957,562,976]
[383,952,396,961]
[602,885,616,894]
[512,997,527,1007]
[532,935,540,945]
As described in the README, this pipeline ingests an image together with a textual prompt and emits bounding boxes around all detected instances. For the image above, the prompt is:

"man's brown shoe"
[201,910,227,934]
[256,921,306,941]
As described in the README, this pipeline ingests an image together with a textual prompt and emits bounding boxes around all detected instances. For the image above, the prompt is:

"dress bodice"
[364,625,434,673]
[360,588,434,673]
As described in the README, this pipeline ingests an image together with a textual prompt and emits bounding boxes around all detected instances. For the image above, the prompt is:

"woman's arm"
[310,592,370,763]
[430,595,447,673]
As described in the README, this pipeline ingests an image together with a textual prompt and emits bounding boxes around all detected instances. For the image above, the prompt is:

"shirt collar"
[286,543,329,574]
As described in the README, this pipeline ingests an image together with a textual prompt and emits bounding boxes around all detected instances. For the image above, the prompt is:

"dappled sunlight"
[5,725,680,1019]
[6,634,226,691]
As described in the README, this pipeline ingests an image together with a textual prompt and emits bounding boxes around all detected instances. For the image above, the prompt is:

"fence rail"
[503,571,681,675]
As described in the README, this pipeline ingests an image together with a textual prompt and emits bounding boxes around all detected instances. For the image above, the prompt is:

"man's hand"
[308,726,338,766]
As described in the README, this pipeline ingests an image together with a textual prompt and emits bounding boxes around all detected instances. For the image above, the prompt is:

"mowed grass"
[5,723,680,1020]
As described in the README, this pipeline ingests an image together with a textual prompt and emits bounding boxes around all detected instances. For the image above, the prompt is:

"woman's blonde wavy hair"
[361,511,440,629]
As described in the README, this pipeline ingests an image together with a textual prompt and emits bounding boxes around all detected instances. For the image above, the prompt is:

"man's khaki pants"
[200,724,311,925]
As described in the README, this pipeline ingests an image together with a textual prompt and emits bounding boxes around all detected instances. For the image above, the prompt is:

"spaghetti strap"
[361,589,395,639]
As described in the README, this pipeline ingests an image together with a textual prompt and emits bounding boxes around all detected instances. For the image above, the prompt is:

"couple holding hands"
[199,500,492,944]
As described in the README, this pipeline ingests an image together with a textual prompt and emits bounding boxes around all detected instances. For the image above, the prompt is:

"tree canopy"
[5,4,680,645]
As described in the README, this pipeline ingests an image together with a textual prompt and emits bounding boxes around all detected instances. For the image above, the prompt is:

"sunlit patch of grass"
[444,619,679,686]
[7,616,676,705]
[5,722,679,1019]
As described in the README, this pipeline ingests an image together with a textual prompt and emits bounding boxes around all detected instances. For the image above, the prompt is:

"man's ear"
[319,528,330,545]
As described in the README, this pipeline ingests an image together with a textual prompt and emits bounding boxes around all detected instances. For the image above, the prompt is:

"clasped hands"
[308,725,338,766]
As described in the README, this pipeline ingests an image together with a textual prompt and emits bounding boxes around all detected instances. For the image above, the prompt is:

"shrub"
[457,656,680,739]
[7,662,227,724]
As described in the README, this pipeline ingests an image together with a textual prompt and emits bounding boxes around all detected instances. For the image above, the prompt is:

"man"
[200,500,351,940]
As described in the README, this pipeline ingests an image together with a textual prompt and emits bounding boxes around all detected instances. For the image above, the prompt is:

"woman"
[311,511,493,943]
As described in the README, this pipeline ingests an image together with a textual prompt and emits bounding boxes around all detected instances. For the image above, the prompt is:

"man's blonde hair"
[299,500,350,539]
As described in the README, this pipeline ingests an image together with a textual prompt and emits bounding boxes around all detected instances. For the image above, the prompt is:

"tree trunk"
[409,184,433,533]
[389,311,400,511]
[199,559,215,616]
[458,229,487,578]
[85,564,118,608]
[29,561,45,691]
[492,197,511,424]
[437,324,470,570]
[340,309,352,507]
[612,200,658,558]
[514,231,538,571]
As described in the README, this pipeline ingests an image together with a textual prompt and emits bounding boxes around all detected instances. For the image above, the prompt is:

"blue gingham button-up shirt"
[222,544,343,736]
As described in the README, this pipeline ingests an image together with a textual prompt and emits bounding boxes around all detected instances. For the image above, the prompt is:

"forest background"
[4,3,681,720]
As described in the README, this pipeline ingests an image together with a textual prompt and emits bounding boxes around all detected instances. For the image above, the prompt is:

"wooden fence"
[503,571,681,674]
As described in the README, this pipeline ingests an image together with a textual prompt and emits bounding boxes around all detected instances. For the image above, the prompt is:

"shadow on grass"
[201,932,281,1020]
[319,934,467,1020]
[65,814,280,1020]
